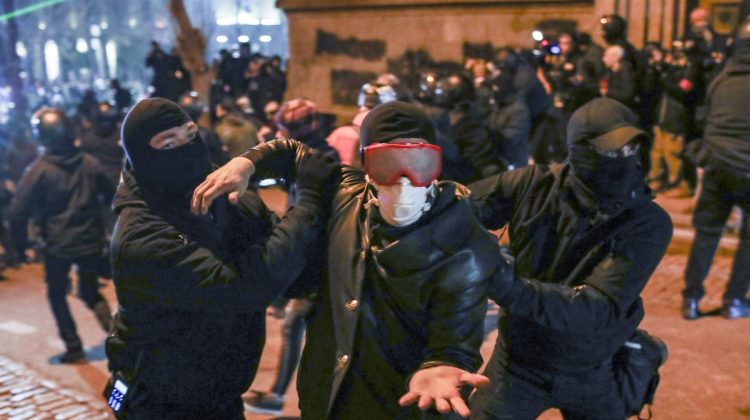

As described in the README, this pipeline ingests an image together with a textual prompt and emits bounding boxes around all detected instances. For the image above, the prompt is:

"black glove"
[488,251,518,307]
[296,151,339,193]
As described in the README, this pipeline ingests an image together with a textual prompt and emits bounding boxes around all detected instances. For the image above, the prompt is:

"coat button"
[337,354,349,368]
[344,299,359,311]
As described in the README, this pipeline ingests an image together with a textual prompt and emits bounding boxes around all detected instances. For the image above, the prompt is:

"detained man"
[104,98,336,418]
[193,102,509,418]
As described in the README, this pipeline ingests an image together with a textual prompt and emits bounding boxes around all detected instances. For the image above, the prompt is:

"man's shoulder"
[113,207,183,263]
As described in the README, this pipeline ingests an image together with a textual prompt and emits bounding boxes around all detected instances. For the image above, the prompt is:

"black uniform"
[469,98,672,419]
[10,109,115,362]
[683,25,750,318]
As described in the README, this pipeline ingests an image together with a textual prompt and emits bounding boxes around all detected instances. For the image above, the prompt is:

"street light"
[259,35,272,43]
[76,38,89,53]
[216,35,228,43]
[237,35,250,43]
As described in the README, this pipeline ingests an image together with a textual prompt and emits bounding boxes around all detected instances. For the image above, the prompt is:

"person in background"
[275,98,337,157]
[145,41,170,99]
[485,69,532,170]
[436,73,503,183]
[10,108,115,364]
[601,45,637,109]
[649,41,702,197]
[179,92,229,165]
[257,100,281,143]
[326,82,397,168]
[79,101,125,189]
[214,98,259,158]
[110,79,133,115]
[682,17,750,321]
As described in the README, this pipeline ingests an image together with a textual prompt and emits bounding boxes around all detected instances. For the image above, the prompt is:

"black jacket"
[702,43,750,173]
[603,62,637,109]
[79,128,125,187]
[9,149,114,258]
[244,139,499,419]
[106,169,322,413]
[485,98,531,170]
[470,164,672,371]
[443,102,502,184]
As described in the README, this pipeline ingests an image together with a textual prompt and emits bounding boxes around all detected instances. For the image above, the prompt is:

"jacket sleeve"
[421,226,494,372]
[8,163,44,254]
[468,166,535,229]
[241,138,311,182]
[114,187,321,313]
[489,206,672,332]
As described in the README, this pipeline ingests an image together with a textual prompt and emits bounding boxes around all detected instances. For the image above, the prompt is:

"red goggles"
[363,143,442,187]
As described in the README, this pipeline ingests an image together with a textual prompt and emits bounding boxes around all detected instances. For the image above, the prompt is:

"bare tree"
[168,0,213,99]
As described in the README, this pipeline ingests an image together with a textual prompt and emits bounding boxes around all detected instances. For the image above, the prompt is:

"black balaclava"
[121,98,212,210]
[567,98,649,213]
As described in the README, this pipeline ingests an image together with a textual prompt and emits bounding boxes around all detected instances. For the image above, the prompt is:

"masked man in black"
[468,98,672,419]
[193,102,504,419]
[10,108,115,363]
[105,98,335,418]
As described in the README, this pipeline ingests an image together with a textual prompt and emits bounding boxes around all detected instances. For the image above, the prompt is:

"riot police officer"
[10,108,115,363]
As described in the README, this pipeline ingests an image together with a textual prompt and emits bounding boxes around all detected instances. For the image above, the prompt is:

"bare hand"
[191,157,255,214]
[398,365,489,418]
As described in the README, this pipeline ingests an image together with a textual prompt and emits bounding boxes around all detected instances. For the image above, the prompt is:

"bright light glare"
[532,30,544,42]
[237,35,250,43]
[216,35,229,43]
[90,24,101,37]
[15,41,27,58]
[259,35,272,43]
[44,40,60,81]
[76,38,88,53]
[100,21,109,30]
[128,18,137,28]
[38,21,46,30]
[106,40,117,78]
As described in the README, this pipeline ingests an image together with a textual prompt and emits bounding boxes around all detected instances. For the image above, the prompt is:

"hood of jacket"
[41,148,84,170]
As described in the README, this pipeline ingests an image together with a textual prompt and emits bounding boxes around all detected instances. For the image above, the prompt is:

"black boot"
[682,298,700,320]
[92,300,114,333]
[722,298,750,320]
[60,331,86,364]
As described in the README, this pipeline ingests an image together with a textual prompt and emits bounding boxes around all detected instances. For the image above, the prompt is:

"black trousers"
[470,335,625,420]
[684,165,750,301]
[43,253,104,339]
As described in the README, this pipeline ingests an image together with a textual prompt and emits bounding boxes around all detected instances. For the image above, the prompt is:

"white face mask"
[371,176,433,227]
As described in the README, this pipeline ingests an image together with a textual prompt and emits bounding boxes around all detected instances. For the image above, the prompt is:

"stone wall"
[278,0,686,121]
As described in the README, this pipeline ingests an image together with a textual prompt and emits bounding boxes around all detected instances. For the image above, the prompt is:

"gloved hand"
[296,151,339,193]
[487,251,518,307]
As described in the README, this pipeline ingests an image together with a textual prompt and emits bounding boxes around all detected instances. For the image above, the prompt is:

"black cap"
[359,101,435,148]
[567,98,645,151]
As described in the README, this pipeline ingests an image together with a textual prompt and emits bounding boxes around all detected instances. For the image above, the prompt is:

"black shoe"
[682,298,700,320]
[59,348,87,364]
[722,298,750,319]
[243,391,284,416]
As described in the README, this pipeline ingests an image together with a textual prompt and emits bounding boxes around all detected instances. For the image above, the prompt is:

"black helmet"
[435,73,475,109]
[92,101,119,137]
[178,91,206,122]
[601,14,627,44]
[417,72,439,104]
[31,108,75,149]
